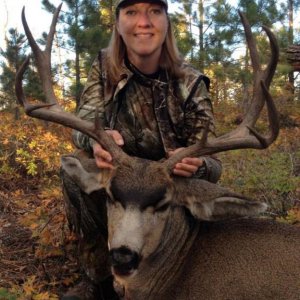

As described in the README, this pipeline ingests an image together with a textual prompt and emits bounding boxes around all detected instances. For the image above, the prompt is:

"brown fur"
[124,215,300,300]
[61,156,300,299]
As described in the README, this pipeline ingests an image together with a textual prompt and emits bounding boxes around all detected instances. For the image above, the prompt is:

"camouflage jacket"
[73,49,222,182]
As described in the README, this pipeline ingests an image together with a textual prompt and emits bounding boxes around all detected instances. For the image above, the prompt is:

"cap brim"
[118,0,167,9]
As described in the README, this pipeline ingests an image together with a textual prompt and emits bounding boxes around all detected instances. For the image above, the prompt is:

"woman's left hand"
[168,148,205,177]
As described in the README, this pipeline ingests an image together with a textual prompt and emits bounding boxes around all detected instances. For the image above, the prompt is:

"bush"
[0,112,74,179]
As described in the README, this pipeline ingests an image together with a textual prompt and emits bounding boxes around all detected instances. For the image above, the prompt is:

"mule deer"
[16,4,300,300]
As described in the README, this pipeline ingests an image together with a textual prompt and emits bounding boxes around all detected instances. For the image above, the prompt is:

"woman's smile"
[117,2,168,71]
[134,32,153,38]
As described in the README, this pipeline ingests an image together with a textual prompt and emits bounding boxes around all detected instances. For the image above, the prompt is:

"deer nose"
[109,246,140,276]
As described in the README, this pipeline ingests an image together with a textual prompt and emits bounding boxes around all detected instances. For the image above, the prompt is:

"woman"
[62,0,222,299]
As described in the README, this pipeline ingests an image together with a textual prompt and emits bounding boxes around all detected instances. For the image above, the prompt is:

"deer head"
[16,5,279,278]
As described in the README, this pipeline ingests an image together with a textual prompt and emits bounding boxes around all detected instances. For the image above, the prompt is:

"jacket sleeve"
[72,57,105,153]
[184,76,222,183]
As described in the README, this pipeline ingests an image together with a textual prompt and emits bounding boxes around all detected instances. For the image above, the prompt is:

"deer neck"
[123,208,200,300]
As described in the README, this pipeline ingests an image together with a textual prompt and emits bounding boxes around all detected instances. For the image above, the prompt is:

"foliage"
[0,101,74,178]
[277,206,300,225]
[42,0,112,103]
[0,180,80,299]
[215,100,300,216]
[169,12,195,58]
[1,95,299,298]
[0,28,26,112]
[0,29,45,113]
[0,288,18,300]
[0,108,79,299]
[1,0,299,108]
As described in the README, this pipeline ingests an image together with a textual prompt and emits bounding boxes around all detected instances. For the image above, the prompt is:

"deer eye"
[155,203,170,213]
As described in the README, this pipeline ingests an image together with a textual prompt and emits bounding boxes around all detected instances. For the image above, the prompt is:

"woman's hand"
[92,130,124,169]
[168,148,205,177]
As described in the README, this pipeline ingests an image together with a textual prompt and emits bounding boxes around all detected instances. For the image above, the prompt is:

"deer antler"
[16,6,279,173]
[15,5,129,164]
[163,11,279,172]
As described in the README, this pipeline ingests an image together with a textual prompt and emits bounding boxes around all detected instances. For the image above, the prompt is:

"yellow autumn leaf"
[45,247,64,258]
[33,291,60,300]
[62,277,75,286]
[22,275,36,296]
[30,223,39,230]
[3,138,9,145]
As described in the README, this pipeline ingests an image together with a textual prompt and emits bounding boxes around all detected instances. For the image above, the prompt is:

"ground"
[0,176,82,300]
[0,108,299,299]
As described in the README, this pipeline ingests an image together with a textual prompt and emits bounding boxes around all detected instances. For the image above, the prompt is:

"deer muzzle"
[109,246,141,276]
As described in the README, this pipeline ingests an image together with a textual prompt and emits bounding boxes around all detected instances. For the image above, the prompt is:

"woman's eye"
[150,8,163,15]
[125,10,136,16]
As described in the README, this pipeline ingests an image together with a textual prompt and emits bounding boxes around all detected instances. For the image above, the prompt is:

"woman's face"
[117,2,168,67]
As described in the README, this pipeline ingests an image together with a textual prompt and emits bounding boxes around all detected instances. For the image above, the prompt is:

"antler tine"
[248,81,279,148]
[16,5,130,164]
[21,5,61,106]
[262,25,279,88]
[163,13,279,173]
[238,11,260,75]
[46,3,63,53]
[15,59,126,160]
[15,56,30,106]
[240,12,279,129]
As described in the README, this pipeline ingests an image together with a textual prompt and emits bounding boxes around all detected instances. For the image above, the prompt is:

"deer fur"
[61,155,300,300]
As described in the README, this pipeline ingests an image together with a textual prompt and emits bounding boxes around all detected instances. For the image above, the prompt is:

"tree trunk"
[75,1,81,107]
[287,0,295,93]
[242,47,251,115]
[287,45,300,71]
[198,0,204,72]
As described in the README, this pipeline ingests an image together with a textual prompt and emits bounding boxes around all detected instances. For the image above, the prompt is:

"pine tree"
[0,28,46,118]
[168,0,196,61]
[42,0,111,106]
[0,28,27,119]
[235,0,286,111]
[169,10,195,60]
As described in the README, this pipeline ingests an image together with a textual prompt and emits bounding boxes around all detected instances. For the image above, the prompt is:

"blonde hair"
[105,17,184,84]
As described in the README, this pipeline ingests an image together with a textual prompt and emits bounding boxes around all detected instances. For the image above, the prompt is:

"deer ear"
[61,156,114,194]
[184,195,268,221]
[171,178,267,221]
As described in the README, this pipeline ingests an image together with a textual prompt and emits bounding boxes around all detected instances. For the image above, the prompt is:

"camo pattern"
[74,51,212,150]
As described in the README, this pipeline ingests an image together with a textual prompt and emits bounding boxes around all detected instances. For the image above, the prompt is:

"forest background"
[0,0,299,299]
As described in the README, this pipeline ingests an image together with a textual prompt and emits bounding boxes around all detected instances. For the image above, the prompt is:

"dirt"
[0,180,82,298]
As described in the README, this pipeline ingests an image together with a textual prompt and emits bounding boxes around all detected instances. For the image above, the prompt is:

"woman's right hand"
[92,130,124,169]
